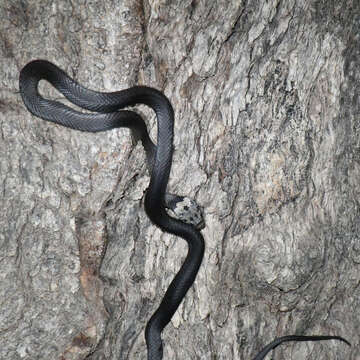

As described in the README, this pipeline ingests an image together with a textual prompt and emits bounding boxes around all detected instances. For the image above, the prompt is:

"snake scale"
[19,60,350,359]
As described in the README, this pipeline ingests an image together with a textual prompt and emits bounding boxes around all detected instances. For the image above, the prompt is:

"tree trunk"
[0,0,358,359]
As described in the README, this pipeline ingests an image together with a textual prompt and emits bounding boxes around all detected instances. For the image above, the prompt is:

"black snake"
[19,60,350,359]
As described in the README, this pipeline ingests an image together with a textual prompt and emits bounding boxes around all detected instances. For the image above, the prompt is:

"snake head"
[165,194,205,230]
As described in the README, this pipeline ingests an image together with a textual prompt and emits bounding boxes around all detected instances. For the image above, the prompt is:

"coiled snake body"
[19,60,349,359]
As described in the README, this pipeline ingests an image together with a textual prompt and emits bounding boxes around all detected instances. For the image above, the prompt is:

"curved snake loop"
[19,60,349,360]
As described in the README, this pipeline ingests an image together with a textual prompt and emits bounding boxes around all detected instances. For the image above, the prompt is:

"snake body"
[19,60,205,359]
[19,60,349,359]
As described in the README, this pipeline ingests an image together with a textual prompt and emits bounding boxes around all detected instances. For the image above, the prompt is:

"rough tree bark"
[0,0,359,359]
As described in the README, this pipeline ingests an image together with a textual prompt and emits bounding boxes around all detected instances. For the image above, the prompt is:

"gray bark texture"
[0,0,359,359]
